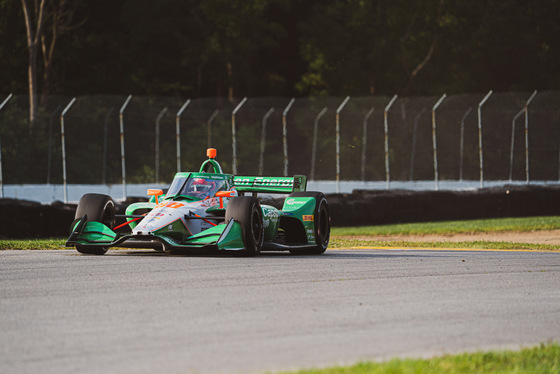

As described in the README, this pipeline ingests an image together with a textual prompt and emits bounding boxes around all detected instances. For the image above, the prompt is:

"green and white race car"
[66,149,330,256]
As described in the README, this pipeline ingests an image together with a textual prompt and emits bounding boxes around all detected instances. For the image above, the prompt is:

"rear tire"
[73,193,115,255]
[225,196,264,256]
[288,192,330,255]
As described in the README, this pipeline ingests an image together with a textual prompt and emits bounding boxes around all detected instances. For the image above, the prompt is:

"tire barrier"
[2,185,560,238]
[0,199,76,239]
[0,198,141,239]
[327,185,560,227]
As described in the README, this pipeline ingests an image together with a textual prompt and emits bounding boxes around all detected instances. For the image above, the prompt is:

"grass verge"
[2,217,560,250]
[331,216,560,236]
[274,342,559,374]
[328,216,560,251]
[0,238,65,250]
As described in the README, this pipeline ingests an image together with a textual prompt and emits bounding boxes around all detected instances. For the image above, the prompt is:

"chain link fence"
[1,92,559,194]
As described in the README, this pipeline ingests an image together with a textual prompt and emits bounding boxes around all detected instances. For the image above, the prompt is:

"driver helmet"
[191,178,213,193]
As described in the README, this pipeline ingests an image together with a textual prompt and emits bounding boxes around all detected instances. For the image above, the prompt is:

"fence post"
[524,90,538,184]
[282,98,296,177]
[0,93,13,198]
[432,93,447,190]
[60,97,77,203]
[361,107,375,182]
[384,95,398,189]
[176,99,191,173]
[335,96,351,192]
[0,94,12,110]
[155,107,168,184]
[310,107,328,181]
[231,97,247,175]
[119,95,132,200]
[207,109,219,148]
[259,108,274,176]
[459,107,472,181]
[477,90,493,188]
[509,108,525,182]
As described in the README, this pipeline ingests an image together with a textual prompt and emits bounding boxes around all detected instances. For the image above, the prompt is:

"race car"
[66,148,330,256]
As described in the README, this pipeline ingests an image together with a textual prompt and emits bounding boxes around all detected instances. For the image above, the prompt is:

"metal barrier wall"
[1,92,559,199]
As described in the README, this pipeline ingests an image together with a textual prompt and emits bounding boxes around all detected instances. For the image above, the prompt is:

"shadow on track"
[98,248,447,259]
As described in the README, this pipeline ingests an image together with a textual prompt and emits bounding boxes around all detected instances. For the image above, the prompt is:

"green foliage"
[0,104,56,183]
[2,0,559,98]
[0,238,65,250]
[274,342,560,373]
[0,0,26,93]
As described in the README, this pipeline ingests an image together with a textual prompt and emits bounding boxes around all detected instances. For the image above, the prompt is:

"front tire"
[75,193,116,227]
[288,192,330,255]
[225,196,264,256]
[75,244,109,256]
[73,193,115,255]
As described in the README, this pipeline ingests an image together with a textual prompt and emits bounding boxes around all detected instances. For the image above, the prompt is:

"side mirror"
[215,191,235,197]
[215,190,235,209]
[147,189,164,204]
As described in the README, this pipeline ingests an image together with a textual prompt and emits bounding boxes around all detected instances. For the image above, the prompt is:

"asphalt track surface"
[1,248,559,374]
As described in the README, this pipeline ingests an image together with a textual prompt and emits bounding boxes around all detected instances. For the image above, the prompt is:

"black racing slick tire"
[225,196,264,256]
[73,193,116,255]
[288,192,330,255]
[75,193,116,226]
[75,244,109,256]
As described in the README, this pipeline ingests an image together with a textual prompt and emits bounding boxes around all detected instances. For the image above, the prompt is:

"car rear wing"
[233,175,307,194]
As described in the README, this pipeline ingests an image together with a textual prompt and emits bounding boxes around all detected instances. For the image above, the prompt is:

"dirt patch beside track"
[347,229,560,245]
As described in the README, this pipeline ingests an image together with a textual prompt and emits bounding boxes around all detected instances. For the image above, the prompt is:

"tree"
[20,0,81,122]
[296,0,445,96]
[399,0,443,94]
[21,0,46,122]
[190,0,288,99]
[39,0,83,105]
[4,0,558,99]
